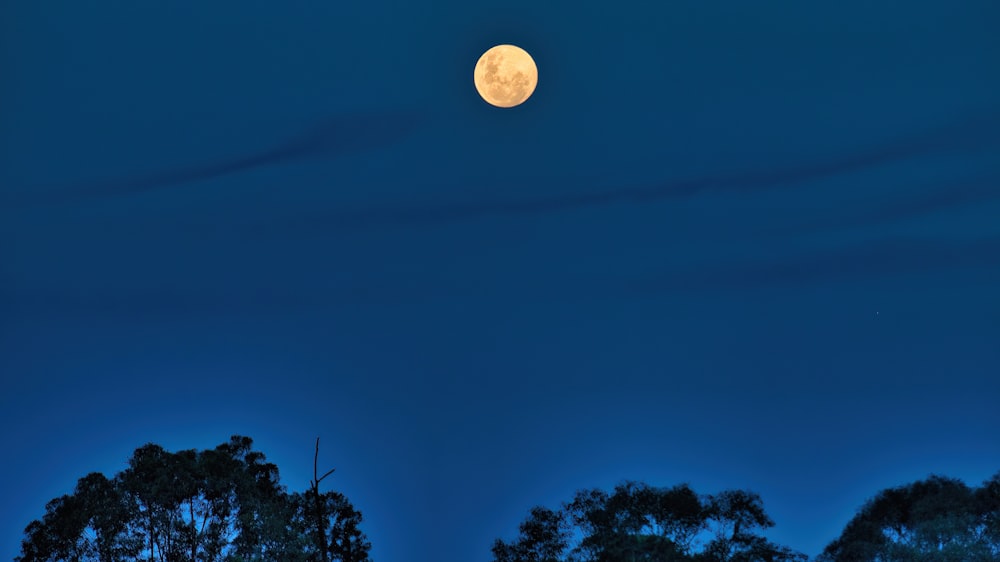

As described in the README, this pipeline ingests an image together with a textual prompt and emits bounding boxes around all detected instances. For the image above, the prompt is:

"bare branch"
[318,467,336,483]
[313,437,336,484]
[314,437,320,485]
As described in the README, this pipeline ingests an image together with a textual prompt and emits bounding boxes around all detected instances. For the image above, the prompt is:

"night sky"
[2,1,999,561]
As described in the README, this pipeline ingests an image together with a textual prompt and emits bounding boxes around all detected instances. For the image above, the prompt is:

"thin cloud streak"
[4,110,425,207]
[631,237,1000,293]
[759,175,1000,237]
[252,113,1000,235]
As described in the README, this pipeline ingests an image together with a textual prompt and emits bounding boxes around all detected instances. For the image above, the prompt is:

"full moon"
[474,44,538,108]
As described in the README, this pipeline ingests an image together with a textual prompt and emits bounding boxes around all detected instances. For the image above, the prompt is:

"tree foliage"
[492,506,571,562]
[493,480,806,562]
[16,435,371,562]
[818,472,1000,562]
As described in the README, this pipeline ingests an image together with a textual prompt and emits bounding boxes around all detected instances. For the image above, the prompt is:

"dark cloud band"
[3,110,425,207]
[632,236,1000,293]
[255,112,1000,235]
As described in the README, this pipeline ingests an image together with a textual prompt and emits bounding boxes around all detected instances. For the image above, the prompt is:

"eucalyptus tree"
[491,480,804,562]
[697,489,806,562]
[491,506,571,562]
[818,472,1000,562]
[977,471,1000,553]
[300,437,372,562]
[17,435,372,562]
[563,482,696,562]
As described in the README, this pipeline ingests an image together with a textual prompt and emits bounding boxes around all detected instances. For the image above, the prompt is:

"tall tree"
[16,494,87,562]
[73,472,138,562]
[17,435,371,562]
[698,489,805,562]
[302,437,372,562]
[976,471,1000,552]
[492,506,571,562]
[818,472,1000,562]
[493,481,803,562]
[308,437,337,562]
[564,482,697,562]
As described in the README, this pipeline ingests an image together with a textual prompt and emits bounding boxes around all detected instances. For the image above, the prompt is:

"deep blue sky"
[2,1,999,561]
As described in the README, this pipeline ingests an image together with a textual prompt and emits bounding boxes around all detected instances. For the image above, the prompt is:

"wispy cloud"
[4,110,425,207]
[631,236,1000,293]
[251,112,1000,235]
[759,175,1000,237]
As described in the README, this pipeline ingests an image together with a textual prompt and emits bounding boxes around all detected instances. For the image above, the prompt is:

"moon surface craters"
[474,45,538,108]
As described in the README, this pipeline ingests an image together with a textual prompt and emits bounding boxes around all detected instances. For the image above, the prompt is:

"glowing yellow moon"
[474,44,538,108]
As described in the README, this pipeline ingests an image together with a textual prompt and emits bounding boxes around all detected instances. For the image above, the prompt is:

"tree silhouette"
[494,480,805,562]
[16,435,371,562]
[697,489,805,562]
[491,506,570,562]
[818,472,1000,562]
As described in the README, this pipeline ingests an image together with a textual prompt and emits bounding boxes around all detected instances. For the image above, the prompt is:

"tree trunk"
[311,437,335,562]
[313,486,327,562]
[190,499,197,562]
